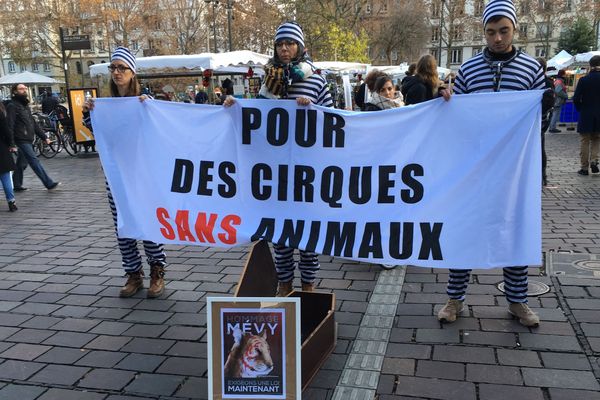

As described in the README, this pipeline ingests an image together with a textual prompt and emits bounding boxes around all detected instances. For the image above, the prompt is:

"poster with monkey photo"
[207,297,301,400]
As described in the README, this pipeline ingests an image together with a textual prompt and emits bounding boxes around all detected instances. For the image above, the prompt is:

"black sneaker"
[13,187,28,192]
[8,201,17,212]
[578,169,589,176]
[47,182,61,190]
[591,164,599,174]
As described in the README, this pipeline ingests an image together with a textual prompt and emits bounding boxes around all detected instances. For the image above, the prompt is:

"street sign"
[62,35,91,51]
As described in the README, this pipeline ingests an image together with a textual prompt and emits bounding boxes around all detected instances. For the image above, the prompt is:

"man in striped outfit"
[437,0,545,327]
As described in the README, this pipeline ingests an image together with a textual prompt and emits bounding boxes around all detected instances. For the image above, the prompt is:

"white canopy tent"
[547,50,575,70]
[89,50,270,77]
[312,61,369,74]
[0,71,63,85]
[574,51,600,64]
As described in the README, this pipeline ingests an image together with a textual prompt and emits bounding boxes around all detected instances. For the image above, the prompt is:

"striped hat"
[482,0,517,27]
[111,46,136,73]
[275,22,305,47]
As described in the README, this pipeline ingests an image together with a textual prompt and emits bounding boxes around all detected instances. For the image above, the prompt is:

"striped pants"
[447,266,528,303]
[273,244,320,284]
[106,181,167,273]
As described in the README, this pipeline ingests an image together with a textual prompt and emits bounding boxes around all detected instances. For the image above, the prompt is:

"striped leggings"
[273,244,320,284]
[447,266,528,303]
[106,181,166,273]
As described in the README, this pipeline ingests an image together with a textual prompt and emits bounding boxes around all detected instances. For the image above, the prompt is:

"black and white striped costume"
[83,112,167,274]
[448,47,545,304]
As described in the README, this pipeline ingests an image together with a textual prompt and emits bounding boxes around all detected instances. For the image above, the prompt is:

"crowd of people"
[3,0,599,332]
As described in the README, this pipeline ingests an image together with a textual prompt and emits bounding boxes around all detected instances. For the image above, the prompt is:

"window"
[472,23,482,41]
[564,0,572,11]
[430,48,439,60]
[432,0,441,17]
[474,0,484,16]
[519,24,528,39]
[44,62,51,72]
[521,0,530,14]
[536,22,550,38]
[87,60,95,68]
[431,26,440,42]
[538,0,551,11]
[391,50,398,61]
[450,48,462,64]
[8,61,15,73]
[32,63,39,72]
[535,46,546,57]
[97,40,105,51]
[365,3,371,14]
[452,25,463,41]
[20,64,26,72]
[381,1,388,13]
[76,61,82,74]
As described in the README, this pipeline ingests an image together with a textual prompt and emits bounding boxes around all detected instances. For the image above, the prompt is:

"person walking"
[82,47,168,298]
[225,21,333,296]
[437,0,552,328]
[573,55,600,176]
[403,55,448,106]
[548,69,568,133]
[0,102,18,211]
[6,83,60,191]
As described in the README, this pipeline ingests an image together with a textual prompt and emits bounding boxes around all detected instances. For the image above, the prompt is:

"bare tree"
[157,0,209,54]
[518,0,572,58]
[229,0,285,54]
[372,1,429,65]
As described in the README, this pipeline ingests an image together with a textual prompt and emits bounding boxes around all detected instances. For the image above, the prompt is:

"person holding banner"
[437,0,550,328]
[225,21,333,296]
[82,46,168,299]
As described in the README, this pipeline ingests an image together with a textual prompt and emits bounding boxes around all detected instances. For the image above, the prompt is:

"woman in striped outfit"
[225,21,333,296]
[82,47,167,299]
[437,0,551,328]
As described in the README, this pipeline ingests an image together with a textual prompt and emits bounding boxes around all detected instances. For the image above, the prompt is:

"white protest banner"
[91,91,542,269]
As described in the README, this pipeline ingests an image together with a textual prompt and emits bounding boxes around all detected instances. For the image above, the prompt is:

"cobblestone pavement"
[0,129,599,400]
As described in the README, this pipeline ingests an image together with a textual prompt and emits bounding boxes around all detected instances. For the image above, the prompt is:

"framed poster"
[207,297,301,400]
[68,88,96,144]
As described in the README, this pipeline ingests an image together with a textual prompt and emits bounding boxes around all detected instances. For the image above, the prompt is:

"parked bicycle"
[31,106,79,158]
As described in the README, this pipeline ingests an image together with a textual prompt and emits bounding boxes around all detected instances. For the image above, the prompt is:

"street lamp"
[204,0,218,52]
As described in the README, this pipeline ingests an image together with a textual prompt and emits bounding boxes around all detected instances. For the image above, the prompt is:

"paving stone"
[0,359,44,380]
[381,358,415,375]
[0,312,32,326]
[522,368,600,390]
[462,331,516,346]
[85,335,132,351]
[0,343,51,360]
[30,364,90,385]
[6,328,56,344]
[20,316,62,329]
[174,376,208,399]
[75,350,127,368]
[496,349,542,367]
[547,388,600,400]
[167,341,207,358]
[121,337,175,355]
[123,310,173,324]
[415,328,460,343]
[11,302,62,315]
[26,292,67,303]
[156,356,206,376]
[386,343,431,359]
[415,360,464,380]
[36,388,108,400]
[115,353,166,372]
[51,318,101,332]
[394,376,476,400]
[478,384,544,400]
[466,363,522,385]
[78,368,136,390]
[90,321,133,335]
[43,331,96,348]
[432,345,496,364]
[0,384,46,400]
[541,352,592,370]
[35,347,87,364]
[0,326,20,341]
[124,373,184,396]
[160,326,205,341]
[519,333,582,352]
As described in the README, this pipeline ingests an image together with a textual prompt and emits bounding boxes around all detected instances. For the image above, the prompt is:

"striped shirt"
[287,73,334,107]
[454,49,546,94]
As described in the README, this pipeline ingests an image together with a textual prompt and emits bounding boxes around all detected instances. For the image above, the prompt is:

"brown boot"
[276,281,293,297]
[147,264,165,298]
[301,282,315,292]
[120,270,144,298]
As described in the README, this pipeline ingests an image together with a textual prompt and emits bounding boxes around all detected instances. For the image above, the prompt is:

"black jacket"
[573,70,600,134]
[403,77,434,106]
[0,110,16,173]
[6,99,46,144]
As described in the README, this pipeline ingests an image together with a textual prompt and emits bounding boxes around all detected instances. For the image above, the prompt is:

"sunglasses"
[275,40,298,48]
[108,64,132,73]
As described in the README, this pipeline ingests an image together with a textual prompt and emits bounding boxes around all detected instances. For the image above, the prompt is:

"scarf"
[369,92,403,110]
[259,51,314,99]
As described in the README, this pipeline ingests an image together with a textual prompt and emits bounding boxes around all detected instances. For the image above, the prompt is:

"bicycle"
[32,112,60,159]
[51,106,79,156]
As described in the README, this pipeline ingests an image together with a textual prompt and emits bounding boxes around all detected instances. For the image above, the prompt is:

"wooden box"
[235,241,337,390]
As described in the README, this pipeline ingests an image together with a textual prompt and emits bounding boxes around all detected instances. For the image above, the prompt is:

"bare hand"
[8,146,17,153]
[223,96,236,107]
[139,94,149,102]
[296,97,311,106]
[45,138,52,145]
[440,88,452,101]
[83,98,95,112]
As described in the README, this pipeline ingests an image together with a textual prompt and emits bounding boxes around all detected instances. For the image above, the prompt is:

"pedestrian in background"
[437,0,552,328]
[403,55,448,106]
[82,46,168,298]
[573,55,600,176]
[225,21,333,296]
[0,102,18,211]
[6,83,60,192]
[549,69,568,133]
[363,74,403,111]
